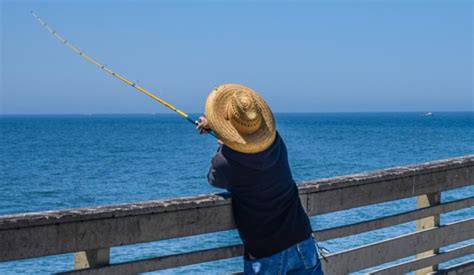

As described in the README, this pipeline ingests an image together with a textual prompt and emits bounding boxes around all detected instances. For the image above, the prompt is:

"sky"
[0,0,472,114]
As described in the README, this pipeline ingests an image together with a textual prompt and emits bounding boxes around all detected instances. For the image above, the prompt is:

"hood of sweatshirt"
[221,132,282,171]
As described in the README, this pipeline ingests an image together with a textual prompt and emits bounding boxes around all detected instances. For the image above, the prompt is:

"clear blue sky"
[1,0,472,114]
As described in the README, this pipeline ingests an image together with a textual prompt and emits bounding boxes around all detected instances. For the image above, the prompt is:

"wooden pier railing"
[1,155,473,274]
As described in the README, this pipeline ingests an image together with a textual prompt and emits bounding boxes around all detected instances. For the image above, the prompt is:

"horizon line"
[0,110,473,116]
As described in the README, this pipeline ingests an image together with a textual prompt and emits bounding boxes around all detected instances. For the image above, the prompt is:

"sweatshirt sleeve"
[207,146,231,190]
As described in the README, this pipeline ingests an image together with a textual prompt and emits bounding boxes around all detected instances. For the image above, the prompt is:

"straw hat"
[205,84,276,154]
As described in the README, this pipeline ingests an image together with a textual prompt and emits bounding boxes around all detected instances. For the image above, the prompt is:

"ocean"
[1,112,473,274]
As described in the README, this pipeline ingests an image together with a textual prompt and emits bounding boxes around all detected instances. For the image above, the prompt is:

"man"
[197,84,323,274]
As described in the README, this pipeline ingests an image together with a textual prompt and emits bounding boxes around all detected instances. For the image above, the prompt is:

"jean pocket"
[296,237,318,269]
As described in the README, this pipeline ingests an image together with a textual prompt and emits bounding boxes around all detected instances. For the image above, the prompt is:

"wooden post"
[415,192,441,275]
[74,248,110,270]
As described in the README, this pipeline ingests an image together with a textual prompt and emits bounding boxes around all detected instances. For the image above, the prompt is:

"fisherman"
[197,84,324,274]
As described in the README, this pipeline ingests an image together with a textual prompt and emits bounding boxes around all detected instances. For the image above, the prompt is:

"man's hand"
[197,116,223,144]
[196,116,211,135]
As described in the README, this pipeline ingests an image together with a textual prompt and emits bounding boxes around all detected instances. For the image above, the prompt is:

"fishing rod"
[31,11,216,138]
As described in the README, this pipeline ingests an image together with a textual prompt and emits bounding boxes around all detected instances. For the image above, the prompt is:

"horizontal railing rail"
[1,155,473,274]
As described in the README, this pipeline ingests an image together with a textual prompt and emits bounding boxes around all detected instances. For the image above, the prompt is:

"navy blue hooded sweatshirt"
[207,132,312,259]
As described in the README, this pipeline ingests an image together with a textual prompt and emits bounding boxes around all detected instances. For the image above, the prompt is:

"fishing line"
[31,11,216,138]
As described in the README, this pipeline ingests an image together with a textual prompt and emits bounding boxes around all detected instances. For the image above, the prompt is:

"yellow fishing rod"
[31,11,216,137]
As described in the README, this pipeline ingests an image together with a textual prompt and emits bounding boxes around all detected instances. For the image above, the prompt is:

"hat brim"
[205,84,276,154]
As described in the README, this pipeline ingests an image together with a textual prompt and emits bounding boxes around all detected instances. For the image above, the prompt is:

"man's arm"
[207,146,231,190]
[197,116,230,189]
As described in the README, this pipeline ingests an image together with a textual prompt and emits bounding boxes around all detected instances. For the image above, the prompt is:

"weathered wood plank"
[369,244,474,275]
[61,244,244,275]
[322,219,474,274]
[0,203,235,262]
[0,193,232,230]
[315,196,474,241]
[432,260,474,275]
[300,154,474,194]
[303,156,474,215]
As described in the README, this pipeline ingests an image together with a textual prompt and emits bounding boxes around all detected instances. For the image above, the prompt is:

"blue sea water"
[0,112,473,274]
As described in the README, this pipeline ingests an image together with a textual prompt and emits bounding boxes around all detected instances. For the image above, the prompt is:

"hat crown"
[205,83,276,153]
[228,91,262,134]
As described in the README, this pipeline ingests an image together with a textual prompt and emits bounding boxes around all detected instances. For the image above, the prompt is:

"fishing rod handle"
[192,117,218,139]
[194,120,218,138]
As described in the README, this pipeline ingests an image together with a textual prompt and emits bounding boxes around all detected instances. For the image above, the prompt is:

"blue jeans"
[243,236,324,275]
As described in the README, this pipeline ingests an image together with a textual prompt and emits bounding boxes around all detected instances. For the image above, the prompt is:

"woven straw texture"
[205,84,276,154]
